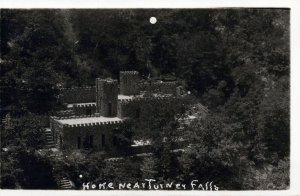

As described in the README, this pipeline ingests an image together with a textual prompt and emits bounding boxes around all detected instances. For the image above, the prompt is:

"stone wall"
[55,110,75,117]
[59,87,95,104]
[117,99,141,119]
[117,96,178,119]
[139,81,177,95]
[50,116,64,145]
[73,103,96,116]
[51,116,124,150]
[62,124,115,150]
[120,71,140,95]
[96,79,118,117]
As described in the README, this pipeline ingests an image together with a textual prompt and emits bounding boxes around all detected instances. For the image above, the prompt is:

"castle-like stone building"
[49,71,186,151]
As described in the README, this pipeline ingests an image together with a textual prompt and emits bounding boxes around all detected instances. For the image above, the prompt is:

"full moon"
[149,17,157,24]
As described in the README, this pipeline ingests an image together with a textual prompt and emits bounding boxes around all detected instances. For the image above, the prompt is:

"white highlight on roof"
[118,95,134,100]
[66,94,173,108]
[57,116,122,125]
[132,139,151,147]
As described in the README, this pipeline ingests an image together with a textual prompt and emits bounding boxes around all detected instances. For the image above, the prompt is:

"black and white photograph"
[1,1,299,194]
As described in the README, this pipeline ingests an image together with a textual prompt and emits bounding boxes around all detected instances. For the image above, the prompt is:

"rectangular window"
[86,108,92,115]
[113,136,117,146]
[89,135,94,147]
[77,136,81,149]
[135,108,141,118]
[102,134,106,147]
[59,135,63,149]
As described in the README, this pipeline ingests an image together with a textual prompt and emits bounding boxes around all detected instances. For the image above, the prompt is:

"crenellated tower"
[120,71,140,95]
[96,78,118,117]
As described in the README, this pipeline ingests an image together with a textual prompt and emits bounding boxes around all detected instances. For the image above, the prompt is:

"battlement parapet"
[139,81,178,95]
[52,114,99,120]
[118,95,177,104]
[59,86,95,91]
[62,120,123,128]
[73,103,96,108]
[120,71,139,75]
[96,78,118,116]
[96,78,118,94]
[118,97,142,104]
[139,81,177,86]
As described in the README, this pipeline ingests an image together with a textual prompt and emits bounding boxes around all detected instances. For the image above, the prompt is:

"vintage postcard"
[1,0,299,195]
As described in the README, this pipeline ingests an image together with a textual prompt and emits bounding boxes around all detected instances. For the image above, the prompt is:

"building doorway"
[89,135,94,148]
[108,102,112,116]
[102,134,106,147]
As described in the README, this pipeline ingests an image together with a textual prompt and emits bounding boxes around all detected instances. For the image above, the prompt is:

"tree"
[1,114,46,150]
[178,113,250,189]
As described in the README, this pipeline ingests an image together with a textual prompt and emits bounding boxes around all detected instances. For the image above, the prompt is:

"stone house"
[49,71,185,151]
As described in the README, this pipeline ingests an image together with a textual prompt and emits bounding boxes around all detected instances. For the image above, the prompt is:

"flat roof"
[118,95,134,100]
[57,116,123,125]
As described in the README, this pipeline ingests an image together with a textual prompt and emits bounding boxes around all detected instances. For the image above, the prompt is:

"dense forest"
[0,9,289,190]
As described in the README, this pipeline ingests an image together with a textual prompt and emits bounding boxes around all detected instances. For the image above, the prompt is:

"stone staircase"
[57,177,73,189]
[45,128,56,148]
[1,113,12,130]
[198,103,209,113]
[53,174,74,189]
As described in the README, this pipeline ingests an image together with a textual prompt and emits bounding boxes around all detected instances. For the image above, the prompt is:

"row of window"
[77,134,106,149]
